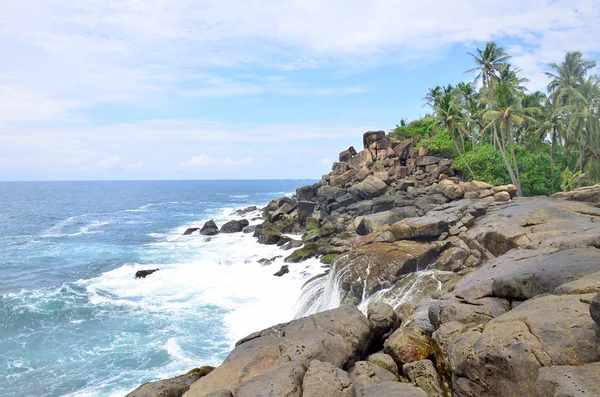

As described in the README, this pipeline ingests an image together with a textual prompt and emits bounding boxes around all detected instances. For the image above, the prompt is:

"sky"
[1,0,599,181]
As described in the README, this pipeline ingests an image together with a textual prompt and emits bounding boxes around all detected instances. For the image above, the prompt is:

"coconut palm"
[465,41,511,91]
[546,51,597,105]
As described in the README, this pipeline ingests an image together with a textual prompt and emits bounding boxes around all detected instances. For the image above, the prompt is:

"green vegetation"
[391,43,599,196]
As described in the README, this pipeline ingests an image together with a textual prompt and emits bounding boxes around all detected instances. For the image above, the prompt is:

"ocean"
[0,180,324,397]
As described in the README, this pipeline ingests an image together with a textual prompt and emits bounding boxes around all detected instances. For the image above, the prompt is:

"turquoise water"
[0,180,320,397]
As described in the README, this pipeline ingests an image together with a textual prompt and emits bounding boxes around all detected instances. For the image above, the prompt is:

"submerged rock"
[273,265,289,277]
[183,227,199,235]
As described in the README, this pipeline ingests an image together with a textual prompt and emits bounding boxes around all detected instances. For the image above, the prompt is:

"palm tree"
[546,51,596,105]
[465,42,512,91]
[483,81,541,196]
[429,87,476,179]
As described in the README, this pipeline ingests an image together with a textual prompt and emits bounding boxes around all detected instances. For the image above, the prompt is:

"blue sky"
[1,0,599,181]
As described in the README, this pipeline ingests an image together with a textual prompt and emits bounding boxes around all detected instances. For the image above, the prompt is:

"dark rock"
[233,361,305,397]
[236,206,258,216]
[257,258,272,266]
[336,194,356,208]
[200,220,220,236]
[185,306,371,396]
[125,366,213,397]
[220,219,250,233]
[296,185,316,201]
[297,200,317,224]
[135,269,159,279]
[302,360,354,397]
[414,156,441,166]
[355,381,427,397]
[281,239,303,251]
[372,196,395,213]
[363,131,386,148]
[273,265,289,277]
[591,293,600,325]
[183,227,199,235]
[349,146,358,156]
[242,225,257,234]
[339,150,351,162]
[253,223,282,245]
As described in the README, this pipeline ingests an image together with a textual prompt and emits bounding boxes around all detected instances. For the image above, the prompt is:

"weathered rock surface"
[591,292,600,325]
[184,306,371,396]
[366,353,399,377]
[233,361,305,397]
[347,361,398,389]
[402,360,444,397]
[367,302,401,344]
[551,184,600,205]
[302,360,354,397]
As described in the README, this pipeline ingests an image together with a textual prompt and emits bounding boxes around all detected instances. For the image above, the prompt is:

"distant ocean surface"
[0,180,322,397]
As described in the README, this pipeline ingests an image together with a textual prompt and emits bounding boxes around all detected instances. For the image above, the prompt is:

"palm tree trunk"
[493,123,520,191]
[550,125,557,192]
[506,123,523,197]
[450,128,475,179]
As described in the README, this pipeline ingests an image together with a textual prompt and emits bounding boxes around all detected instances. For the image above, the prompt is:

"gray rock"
[302,360,354,397]
[200,220,220,236]
[220,219,250,233]
[491,247,600,299]
[355,381,427,397]
[372,196,395,213]
[127,368,213,397]
[535,362,600,397]
[414,156,441,166]
[336,194,356,208]
[297,201,317,223]
[347,361,397,389]
[366,353,399,377]
[428,297,510,328]
[273,265,289,277]
[281,239,303,251]
[296,185,317,201]
[349,176,388,200]
[402,360,444,397]
[233,361,305,397]
[184,306,371,396]
[183,227,199,235]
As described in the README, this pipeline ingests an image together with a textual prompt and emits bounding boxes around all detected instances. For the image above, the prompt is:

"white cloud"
[0,0,598,123]
[95,156,121,168]
[180,155,255,168]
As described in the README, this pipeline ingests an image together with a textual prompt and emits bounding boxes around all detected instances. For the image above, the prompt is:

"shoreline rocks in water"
[129,132,600,397]
[135,269,159,279]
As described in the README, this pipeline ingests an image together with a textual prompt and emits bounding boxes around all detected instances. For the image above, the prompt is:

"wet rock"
[297,201,317,224]
[242,225,257,234]
[355,381,427,397]
[402,360,444,397]
[127,366,213,397]
[302,360,354,397]
[253,222,282,245]
[232,361,305,397]
[257,258,272,266]
[535,362,600,397]
[281,239,303,251]
[236,206,258,216]
[383,327,433,367]
[284,243,318,263]
[135,269,159,279]
[273,265,289,277]
[200,220,220,236]
[184,306,371,396]
[183,227,199,235]
[220,219,250,233]
[591,293,600,325]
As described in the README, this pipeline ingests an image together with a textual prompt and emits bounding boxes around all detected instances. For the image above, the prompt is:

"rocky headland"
[127,131,600,397]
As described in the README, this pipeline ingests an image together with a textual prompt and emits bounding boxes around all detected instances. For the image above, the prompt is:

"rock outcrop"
[128,131,600,397]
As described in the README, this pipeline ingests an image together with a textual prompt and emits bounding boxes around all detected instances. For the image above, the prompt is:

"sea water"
[0,180,322,397]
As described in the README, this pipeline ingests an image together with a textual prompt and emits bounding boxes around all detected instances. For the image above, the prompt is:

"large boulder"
[200,220,220,236]
[220,219,250,233]
[184,306,371,396]
[363,131,386,148]
[551,184,600,205]
[402,360,444,397]
[367,302,401,343]
[591,293,600,325]
[347,361,398,389]
[366,353,399,377]
[349,176,388,200]
[302,360,354,397]
[428,297,510,328]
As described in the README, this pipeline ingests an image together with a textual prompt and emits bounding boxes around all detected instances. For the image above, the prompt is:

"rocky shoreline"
[127,131,600,397]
